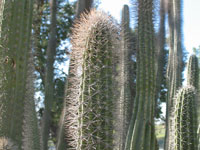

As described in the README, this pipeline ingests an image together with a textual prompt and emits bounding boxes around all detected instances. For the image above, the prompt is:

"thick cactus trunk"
[64,9,119,150]
[125,0,156,150]
[171,87,198,150]
[0,0,33,149]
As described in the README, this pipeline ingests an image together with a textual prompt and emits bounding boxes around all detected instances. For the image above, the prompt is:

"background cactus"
[171,86,198,150]
[186,55,199,89]
[125,0,156,149]
[22,54,41,150]
[75,0,93,18]
[0,0,34,149]
[64,9,120,150]
[115,4,134,150]
[165,0,184,148]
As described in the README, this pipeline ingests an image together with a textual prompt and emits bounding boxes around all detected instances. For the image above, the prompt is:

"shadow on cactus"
[64,9,120,150]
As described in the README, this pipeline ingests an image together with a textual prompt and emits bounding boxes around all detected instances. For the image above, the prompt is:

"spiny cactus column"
[22,54,41,150]
[125,0,156,150]
[116,5,133,150]
[186,55,199,89]
[64,9,119,150]
[0,0,33,149]
[165,0,184,149]
[171,87,198,150]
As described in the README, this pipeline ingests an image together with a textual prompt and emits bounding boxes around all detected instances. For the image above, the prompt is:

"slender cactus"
[125,0,156,149]
[165,0,184,148]
[0,0,33,149]
[116,4,133,150]
[171,86,198,150]
[64,9,119,150]
[22,54,41,150]
[186,55,199,89]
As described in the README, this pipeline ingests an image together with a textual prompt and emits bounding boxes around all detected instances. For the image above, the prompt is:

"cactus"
[64,9,119,150]
[115,4,133,150]
[171,86,198,150]
[125,0,156,150]
[186,55,199,89]
[22,54,41,150]
[0,0,33,148]
[165,0,184,148]
[75,0,93,18]
[0,0,5,37]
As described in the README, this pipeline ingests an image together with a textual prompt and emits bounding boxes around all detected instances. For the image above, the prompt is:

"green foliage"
[65,9,120,150]
[172,86,198,150]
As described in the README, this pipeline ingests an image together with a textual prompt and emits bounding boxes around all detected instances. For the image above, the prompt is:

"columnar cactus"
[64,9,119,150]
[125,0,156,150]
[165,0,184,148]
[171,86,198,150]
[186,55,199,89]
[0,0,33,149]
[116,4,133,150]
[22,54,41,150]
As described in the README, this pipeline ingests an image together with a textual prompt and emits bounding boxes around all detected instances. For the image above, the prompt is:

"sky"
[98,0,200,54]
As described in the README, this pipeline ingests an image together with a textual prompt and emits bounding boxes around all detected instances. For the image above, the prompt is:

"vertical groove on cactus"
[64,9,119,150]
[0,0,33,149]
[125,0,156,150]
[171,87,198,150]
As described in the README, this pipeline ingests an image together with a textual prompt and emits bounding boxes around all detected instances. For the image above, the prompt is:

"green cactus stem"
[125,0,156,150]
[64,9,120,150]
[172,86,198,150]
[0,0,34,149]
[186,55,199,89]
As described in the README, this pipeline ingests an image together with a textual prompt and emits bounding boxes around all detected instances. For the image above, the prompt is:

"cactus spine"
[125,0,156,149]
[0,0,33,149]
[172,87,198,150]
[64,10,119,150]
